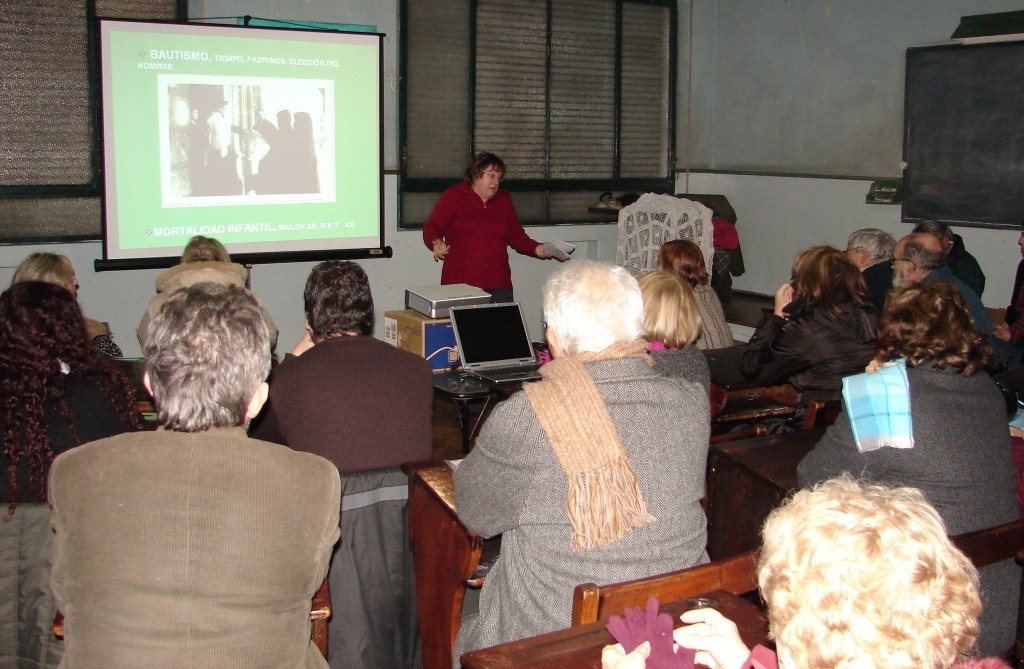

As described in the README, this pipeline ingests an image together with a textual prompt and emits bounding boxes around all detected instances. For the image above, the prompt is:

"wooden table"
[459,589,768,669]
[705,428,823,560]
[407,464,485,669]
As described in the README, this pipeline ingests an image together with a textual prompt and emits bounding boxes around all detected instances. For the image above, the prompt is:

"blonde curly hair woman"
[667,477,1004,669]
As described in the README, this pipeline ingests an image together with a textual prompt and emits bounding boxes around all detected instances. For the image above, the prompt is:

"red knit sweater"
[422,183,540,291]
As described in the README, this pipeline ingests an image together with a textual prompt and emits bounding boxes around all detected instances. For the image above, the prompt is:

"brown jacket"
[137,261,278,352]
[49,427,340,669]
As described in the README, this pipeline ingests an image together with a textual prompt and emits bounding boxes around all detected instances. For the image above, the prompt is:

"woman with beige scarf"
[453,260,711,663]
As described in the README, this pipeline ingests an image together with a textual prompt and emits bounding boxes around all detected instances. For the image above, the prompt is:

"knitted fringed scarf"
[524,340,656,551]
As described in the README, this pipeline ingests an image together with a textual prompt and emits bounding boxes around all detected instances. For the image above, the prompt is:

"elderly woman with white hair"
[606,477,1008,669]
[453,260,711,662]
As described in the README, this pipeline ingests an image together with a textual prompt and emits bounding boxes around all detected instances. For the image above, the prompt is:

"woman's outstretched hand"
[672,607,751,669]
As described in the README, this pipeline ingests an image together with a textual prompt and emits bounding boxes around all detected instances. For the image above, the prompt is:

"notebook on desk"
[449,302,542,384]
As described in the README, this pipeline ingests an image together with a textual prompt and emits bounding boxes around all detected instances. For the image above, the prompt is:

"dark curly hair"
[303,261,374,339]
[0,282,137,512]
[877,282,992,375]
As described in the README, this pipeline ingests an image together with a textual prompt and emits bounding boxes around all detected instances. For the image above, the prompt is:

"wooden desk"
[705,429,822,560]
[407,464,484,669]
[459,589,767,669]
[704,345,803,432]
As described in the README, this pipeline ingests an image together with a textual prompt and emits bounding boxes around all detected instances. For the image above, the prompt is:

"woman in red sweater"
[423,152,549,302]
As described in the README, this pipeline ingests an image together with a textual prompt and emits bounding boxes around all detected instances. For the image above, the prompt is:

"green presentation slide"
[100,20,383,261]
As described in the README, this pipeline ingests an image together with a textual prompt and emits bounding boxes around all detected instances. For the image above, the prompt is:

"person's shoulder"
[330,335,432,372]
[246,435,340,477]
[50,431,144,474]
[443,182,473,197]
[600,357,704,399]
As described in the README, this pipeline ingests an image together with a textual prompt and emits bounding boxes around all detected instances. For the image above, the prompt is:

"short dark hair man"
[252,260,433,668]
[50,283,341,669]
[253,260,433,469]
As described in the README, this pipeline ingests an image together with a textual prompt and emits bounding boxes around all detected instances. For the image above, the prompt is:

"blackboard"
[903,41,1024,230]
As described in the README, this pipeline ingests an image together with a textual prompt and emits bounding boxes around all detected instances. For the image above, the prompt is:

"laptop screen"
[449,303,536,370]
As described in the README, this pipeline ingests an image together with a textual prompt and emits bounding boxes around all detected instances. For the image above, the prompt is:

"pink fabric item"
[606,597,695,669]
[711,217,739,251]
[740,646,778,669]
[952,659,1013,669]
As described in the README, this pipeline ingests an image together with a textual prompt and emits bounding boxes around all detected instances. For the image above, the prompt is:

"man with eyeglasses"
[845,228,895,311]
[423,152,551,303]
[891,232,994,342]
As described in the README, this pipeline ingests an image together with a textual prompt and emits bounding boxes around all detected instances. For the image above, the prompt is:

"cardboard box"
[383,309,459,373]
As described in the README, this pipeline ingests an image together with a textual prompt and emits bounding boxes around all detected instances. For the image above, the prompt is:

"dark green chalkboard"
[902,41,1024,230]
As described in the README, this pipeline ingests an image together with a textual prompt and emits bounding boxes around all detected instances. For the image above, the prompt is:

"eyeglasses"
[845,246,863,253]
[889,257,911,265]
[482,170,503,182]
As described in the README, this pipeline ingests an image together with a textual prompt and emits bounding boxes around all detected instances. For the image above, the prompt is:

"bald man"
[892,232,993,338]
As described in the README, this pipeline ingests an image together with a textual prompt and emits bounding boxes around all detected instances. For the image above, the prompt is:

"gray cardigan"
[453,357,710,660]
[798,364,1018,657]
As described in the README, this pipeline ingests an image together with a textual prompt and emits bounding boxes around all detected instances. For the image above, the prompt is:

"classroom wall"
[680,0,1024,308]
[3,0,1021,359]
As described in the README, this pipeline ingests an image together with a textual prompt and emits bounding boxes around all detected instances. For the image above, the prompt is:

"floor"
[723,290,773,328]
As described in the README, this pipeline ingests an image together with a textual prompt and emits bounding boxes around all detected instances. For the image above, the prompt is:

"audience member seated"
[798,282,1019,656]
[914,219,987,298]
[845,227,895,311]
[0,282,137,669]
[637,270,710,393]
[453,260,711,661]
[251,260,433,669]
[741,246,877,404]
[12,252,123,357]
[658,240,733,349]
[136,235,278,355]
[994,226,1024,349]
[654,477,1009,669]
[49,283,340,669]
[893,232,993,337]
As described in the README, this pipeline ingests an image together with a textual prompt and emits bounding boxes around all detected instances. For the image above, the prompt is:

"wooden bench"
[571,550,760,626]
[950,518,1024,663]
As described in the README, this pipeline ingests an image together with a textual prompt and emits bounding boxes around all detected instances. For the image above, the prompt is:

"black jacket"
[741,299,877,401]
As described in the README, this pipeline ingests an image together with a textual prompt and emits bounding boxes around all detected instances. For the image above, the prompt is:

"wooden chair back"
[54,577,333,660]
[950,518,1024,664]
[570,549,760,626]
[951,518,1024,568]
[309,578,332,659]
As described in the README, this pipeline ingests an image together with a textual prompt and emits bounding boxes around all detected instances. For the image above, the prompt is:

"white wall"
[678,0,1024,309]
[681,173,1021,308]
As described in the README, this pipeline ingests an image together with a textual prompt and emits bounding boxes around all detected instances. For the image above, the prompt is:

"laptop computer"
[448,302,542,384]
